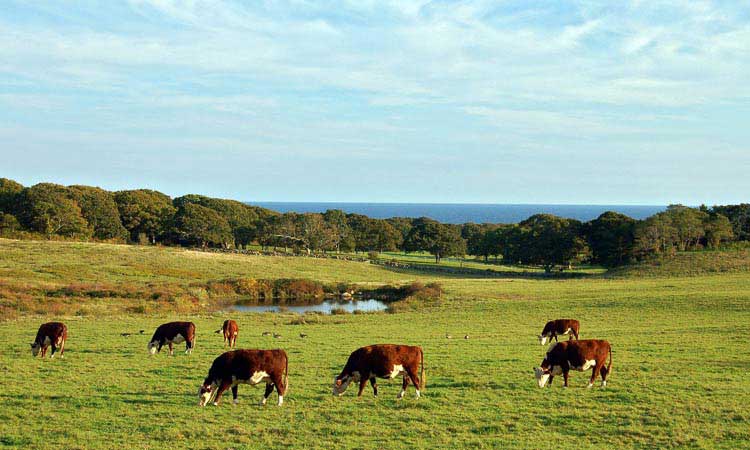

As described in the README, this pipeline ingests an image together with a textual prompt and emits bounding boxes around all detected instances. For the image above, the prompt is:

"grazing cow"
[148,321,195,355]
[31,322,67,358]
[538,319,580,345]
[333,344,425,399]
[198,349,288,407]
[215,320,239,348]
[533,339,612,388]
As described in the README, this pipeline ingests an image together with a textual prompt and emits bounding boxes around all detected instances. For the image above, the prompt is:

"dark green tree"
[587,211,637,267]
[515,214,589,272]
[0,178,24,214]
[114,189,176,244]
[173,203,233,248]
[711,204,750,241]
[17,183,91,238]
[403,217,466,263]
[68,185,128,241]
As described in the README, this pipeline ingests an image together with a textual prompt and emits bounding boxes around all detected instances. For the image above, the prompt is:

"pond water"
[233,299,388,314]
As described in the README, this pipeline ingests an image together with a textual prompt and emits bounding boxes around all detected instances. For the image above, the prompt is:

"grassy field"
[0,239,749,449]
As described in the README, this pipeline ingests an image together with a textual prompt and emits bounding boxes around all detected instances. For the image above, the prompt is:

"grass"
[0,239,749,449]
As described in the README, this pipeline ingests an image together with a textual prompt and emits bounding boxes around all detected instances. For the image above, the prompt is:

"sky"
[1,0,749,205]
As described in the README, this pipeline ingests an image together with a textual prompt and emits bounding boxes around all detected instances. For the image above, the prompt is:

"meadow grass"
[0,239,748,449]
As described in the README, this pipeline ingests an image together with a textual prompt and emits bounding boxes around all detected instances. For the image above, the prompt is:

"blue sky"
[1,0,748,204]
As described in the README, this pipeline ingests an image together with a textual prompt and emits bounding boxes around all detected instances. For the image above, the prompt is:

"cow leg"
[260,382,274,405]
[168,342,174,356]
[563,370,569,388]
[357,378,368,397]
[185,340,192,355]
[589,364,602,388]
[231,385,239,404]
[548,375,554,386]
[398,376,409,399]
[50,342,58,358]
[600,366,609,387]
[272,374,285,406]
[553,334,558,343]
[213,380,231,405]
[406,369,421,398]
[370,377,378,397]
[59,339,65,359]
[573,329,579,340]
[259,383,273,405]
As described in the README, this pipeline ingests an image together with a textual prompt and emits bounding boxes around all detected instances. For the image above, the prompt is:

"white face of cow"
[534,367,551,388]
[147,341,158,355]
[332,372,359,396]
[31,343,41,357]
[538,335,549,345]
[198,383,217,406]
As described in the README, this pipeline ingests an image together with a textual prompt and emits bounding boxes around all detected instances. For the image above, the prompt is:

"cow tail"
[607,344,613,374]
[214,328,221,334]
[420,347,426,391]
[284,353,289,392]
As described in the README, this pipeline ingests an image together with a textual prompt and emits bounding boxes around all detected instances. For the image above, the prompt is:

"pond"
[233,298,388,314]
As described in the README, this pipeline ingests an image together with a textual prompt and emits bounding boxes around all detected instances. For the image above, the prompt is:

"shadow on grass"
[378,264,599,280]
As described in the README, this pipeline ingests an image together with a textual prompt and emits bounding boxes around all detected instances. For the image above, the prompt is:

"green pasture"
[0,239,748,449]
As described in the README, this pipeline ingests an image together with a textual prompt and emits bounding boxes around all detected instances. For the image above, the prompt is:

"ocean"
[249,203,665,224]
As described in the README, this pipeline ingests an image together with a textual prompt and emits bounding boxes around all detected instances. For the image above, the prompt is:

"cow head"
[30,342,41,357]
[198,381,218,407]
[147,341,159,355]
[332,371,360,396]
[533,367,551,387]
[538,335,549,345]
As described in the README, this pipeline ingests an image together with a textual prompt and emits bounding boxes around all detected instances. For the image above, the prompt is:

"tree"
[173,195,269,248]
[403,217,466,263]
[68,185,128,241]
[173,203,233,248]
[348,215,401,253]
[17,183,91,238]
[386,217,414,251]
[711,204,750,241]
[515,214,588,272]
[587,211,637,267]
[703,213,734,248]
[0,178,24,214]
[323,209,355,252]
[114,190,176,244]
[0,213,21,234]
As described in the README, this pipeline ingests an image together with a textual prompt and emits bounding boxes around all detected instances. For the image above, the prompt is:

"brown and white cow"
[533,339,612,388]
[31,322,67,358]
[148,321,195,355]
[198,349,288,407]
[333,344,425,399]
[215,319,239,348]
[538,319,580,345]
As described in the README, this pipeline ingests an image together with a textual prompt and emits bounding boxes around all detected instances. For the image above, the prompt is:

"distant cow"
[215,320,239,348]
[534,339,612,388]
[333,344,425,399]
[148,321,195,355]
[199,349,288,407]
[31,322,67,358]
[538,319,580,345]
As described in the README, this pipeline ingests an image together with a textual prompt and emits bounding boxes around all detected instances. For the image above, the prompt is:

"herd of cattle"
[30,317,611,406]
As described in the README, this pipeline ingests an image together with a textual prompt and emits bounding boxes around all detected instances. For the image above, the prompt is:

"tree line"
[0,178,745,270]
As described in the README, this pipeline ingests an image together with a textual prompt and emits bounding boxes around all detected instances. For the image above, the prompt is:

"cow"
[31,322,67,358]
[538,319,580,345]
[148,321,195,355]
[533,339,612,388]
[198,349,288,407]
[332,344,425,399]
[215,319,239,348]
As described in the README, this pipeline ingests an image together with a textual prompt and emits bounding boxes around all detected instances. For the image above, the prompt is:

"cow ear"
[336,379,342,386]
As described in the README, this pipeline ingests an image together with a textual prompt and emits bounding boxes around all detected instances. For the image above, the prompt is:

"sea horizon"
[249,202,667,224]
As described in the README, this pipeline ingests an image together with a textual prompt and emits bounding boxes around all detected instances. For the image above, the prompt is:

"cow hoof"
[277,396,283,406]
[260,399,267,406]
[213,402,219,406]
[602,381,607,387]
[233,399,239,405]
[587,383,593,389]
